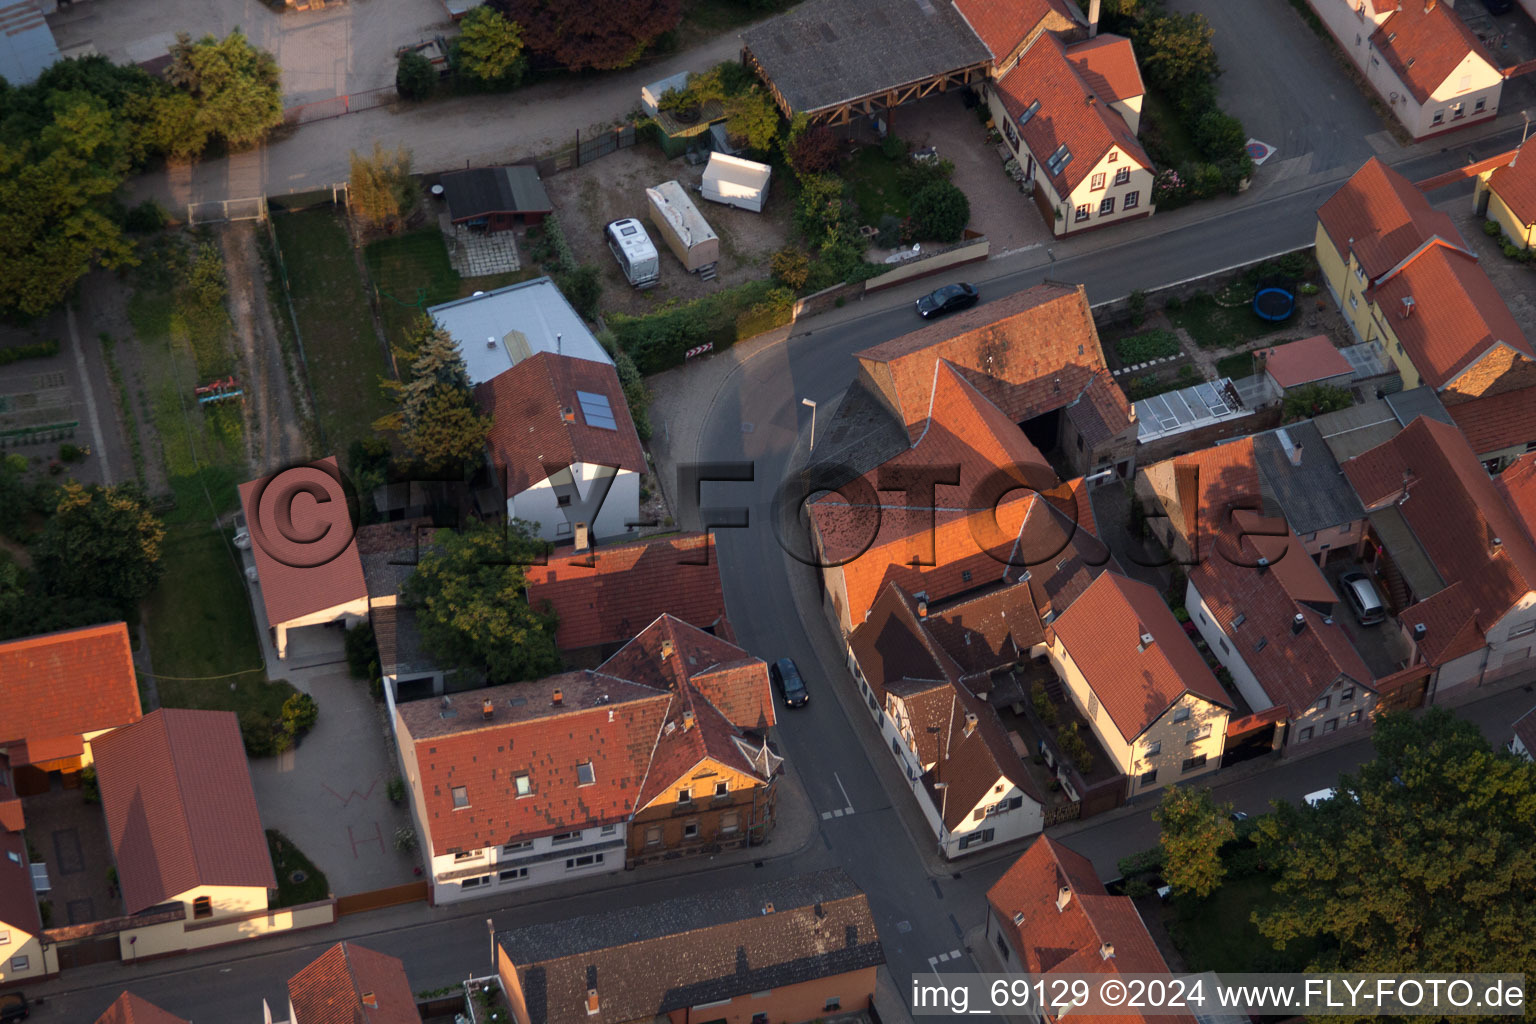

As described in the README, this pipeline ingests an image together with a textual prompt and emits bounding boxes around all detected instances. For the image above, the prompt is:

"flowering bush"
[1153,168,1185,204]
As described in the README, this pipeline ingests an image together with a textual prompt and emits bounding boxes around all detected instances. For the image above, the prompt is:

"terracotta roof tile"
[92,709,275,914]
[926,583,1045,677]
[1497,451,1536,544]
[1513,706,1536,758]
[1447,386,1536,457]
[849,584,951,703]
[931,684,1038,828]
[477,352,646,497]
[287,941,422,1024]
[524,533,729,652]
[892,680,957,768]
[94,992,191,1024]
[598,615,774,732]
[1317,158,1464,279]
[1371,1,1495,105]
[1489,144,1536,226]
[987,836,1194,1024]
[634,684,768,810]
[856,283,1126,442]
[1052,573,1230,743]
[1370,244,1534,389]
[238,457,369,627]
[996,33,1151,196]
[0,622,141,752]
[1345,417,1536,662]
[951,0,1078,61]
[1066,34,1145,103]
[0,830,40,932]
[1258,334,1355,389]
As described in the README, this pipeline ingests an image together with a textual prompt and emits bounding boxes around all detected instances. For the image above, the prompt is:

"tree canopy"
[378,321,492,474]
[493,0,682,71]
[1153,785,1235,899]
[164,29,284,151]
[403,522,561,683]
[33,481,166,614]
[1252,709,1536,1015]
[349,142,418,232]
[455,6,527,85]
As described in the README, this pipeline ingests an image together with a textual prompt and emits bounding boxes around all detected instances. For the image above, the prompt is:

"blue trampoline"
[1253,277,1296,322]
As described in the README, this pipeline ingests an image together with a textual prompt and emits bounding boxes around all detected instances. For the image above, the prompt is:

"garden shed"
[440,165,553,232]
[702,153,772,213]
[647,181,720,273]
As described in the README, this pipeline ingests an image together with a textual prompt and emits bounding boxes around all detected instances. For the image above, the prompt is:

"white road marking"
[834,771,854,814]
[950,948,962,959]
[832,808,844,817]
[820,811,833,821]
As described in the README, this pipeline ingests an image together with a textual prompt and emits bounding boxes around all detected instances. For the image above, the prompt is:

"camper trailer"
[701,152,772,213]
[605,218,660,289]
[646,181,720,276]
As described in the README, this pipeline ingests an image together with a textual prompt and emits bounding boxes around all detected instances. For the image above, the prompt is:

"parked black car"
[916,282,979,319]
[0,992,29,1022]
[769,658,810,707]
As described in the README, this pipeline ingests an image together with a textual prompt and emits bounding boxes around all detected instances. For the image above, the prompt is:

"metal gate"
[55,935,122,970]
[187,195,269,226]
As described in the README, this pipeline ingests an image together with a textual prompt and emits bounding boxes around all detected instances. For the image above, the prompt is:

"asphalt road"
[34,118,1536,1024]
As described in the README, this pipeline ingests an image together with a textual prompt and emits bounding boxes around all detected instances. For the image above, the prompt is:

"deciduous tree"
[455,6,527,86]
[165,29,284,152]
[1252,709,1536,1017]
[909,180,970,243]
[403,522,561,683]
[396,51,437,101]
[493,0,682,71]
[349,142,419,232]
[1136,11,1219,110]
[33,481,166,613]
[1153,786,1235,899]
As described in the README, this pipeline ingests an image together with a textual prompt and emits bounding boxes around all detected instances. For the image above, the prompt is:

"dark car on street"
[1482,0,1514,14]
[769,658,809,708]
[0,992,29,1022]
[915,282,979,319]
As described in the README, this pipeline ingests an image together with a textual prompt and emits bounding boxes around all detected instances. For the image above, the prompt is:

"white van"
[1303,788,1336,807]
[605,218,659,289]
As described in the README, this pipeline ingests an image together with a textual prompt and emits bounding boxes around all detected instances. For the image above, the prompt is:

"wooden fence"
[336,880,429,916]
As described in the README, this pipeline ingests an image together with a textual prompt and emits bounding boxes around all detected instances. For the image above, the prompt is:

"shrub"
[610,280,781,373]
[1163,294,1183,312]
[394,826,418,852]
[789,124,840,175]
[240,710,277,757]
[1030,681,1057,726]
[59,443,87,463]
[1484,219,1504,237]
[770,247,811,290]
[880,132,906,161]
[1127,288,1148,327]
[345,623,379,681]
[124,199,168,234]
[1194,109,1246,163]
[1299,282,1319,296]
[556,264,602,320]
[387,777,407,803]
[80,765,100,803]
[539,215,577,274]
[0,338,61,367]
[1283,383,1353,420]
[1173,606,1191,623]
[1118,846,1166,878]
[396,51,436,101]
[908,180,970,243]
[614,349,652,441]
[281,692,319,738]
[1276,251,1310,278]
[1116,328,1179,363]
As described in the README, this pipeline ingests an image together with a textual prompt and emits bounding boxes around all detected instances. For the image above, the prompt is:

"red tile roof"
[1370,1,1496,105]
[932,684,1038,829]
[398,627,777,857]
[951,0,1078,62]
[598,613,775,732]
[988,837,1194,1024]
[1497,452,1536,545]
[1052,573,1230,743]
[856,283,1126,443]
[477,352,646,496]
[1066,34,1145,103]
[1345,417,1536,663]
[1448,386,1536,457]
[94,992,190,1024]
[995,33,1150,196]
[0,830,40,933]
[287,941,422,1024]
[525,533,730,652]
[1489,144,1536,226]
[1370,244,1534,390]
[1258,334,1355,389]
[1514,706,1536,758]
[91,709,275,914]
[926,583,1046,678]
[238,457,369,628]
[1317,158,1464,279]
[0,622,141,754]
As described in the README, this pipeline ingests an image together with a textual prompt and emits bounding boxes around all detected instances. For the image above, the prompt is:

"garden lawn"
[1141,91,1201,169]
[843,146,910,224]
[1169,294,1291,349]
[364,228,463,345]
[271,210,395,455]
[1167,872,1315,974]
[1216,352,1256,379]
[1115,328,1182,365]
[268,829,331,906]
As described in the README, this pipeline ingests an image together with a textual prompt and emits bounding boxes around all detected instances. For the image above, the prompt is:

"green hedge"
[0,338,61,366]
[610,281,794,374]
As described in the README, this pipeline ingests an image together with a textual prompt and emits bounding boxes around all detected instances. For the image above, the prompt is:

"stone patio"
[440,213,522,278]
[21,785,121,926]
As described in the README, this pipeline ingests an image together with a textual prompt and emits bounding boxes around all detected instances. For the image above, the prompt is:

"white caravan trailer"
[605,218,660,289]
[701,152,772,213]
[646,181,720,274]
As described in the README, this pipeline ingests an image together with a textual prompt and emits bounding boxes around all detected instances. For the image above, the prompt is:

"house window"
[1114,167,1131,186]
[721,811,741,834]
[551,831,581,844]
[1075,204,1091,222]
[461,875,490,889]
[556,522,572,536]
[1187,724,1211,743]
[1124,191,1139,210]
[1218,637,1229,654]
[500,866,529,882]
[1298,726,1314,742]
[1315,696,1331,712]
[1091,172,1106,191]
[1007,795,1024,810]
[683,821,700,839]
[715,780,730,797]
[1182,754,1208,772]
[997,933,1011,959]
[645,825,663,847]
[958,828,995,850]
[1432,110,1444,125]
[1511,621,1536,639]
[825,999,843,1012]
[1347,710,1361,725]
[452,786,469,809]
[1475,97,1487,113]
[576,761,595,786]
[1452,102,1465,120]
[556,494,572,507]
[1099,196,1115,215]
[192,896,213,919]
[1340,687,1355,702]
[1108,150,1117,163]
[565,853,603,869]
[0,930,8,945]
[600,823,617,836]
[454,850,479,862]
[515,774,532,797]
[9,955,27,971]
[1173,706,1191,723]
[1324,718,1339,734]
[973,808,985,822]
[1146,740,1161,756]
[677,788,693,804]
[1140,769,1158,785]
[503,840,532,854]
[1349,293,1359,310]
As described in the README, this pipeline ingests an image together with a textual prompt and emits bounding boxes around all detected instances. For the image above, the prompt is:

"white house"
[428,277,611,386]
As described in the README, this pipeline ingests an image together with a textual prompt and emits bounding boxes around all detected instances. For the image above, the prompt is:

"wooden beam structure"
[742,46,989,127]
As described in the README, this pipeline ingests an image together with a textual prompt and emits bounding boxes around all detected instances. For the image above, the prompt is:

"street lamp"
[932,782,949,858]
[801,397,817,451]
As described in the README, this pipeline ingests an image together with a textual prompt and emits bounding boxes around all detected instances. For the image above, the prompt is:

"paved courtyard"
[441,214,522,278]
[22,786,121,926]
[47,0,451,105]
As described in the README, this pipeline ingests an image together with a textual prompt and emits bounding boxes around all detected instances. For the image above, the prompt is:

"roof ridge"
[157,712,207,892]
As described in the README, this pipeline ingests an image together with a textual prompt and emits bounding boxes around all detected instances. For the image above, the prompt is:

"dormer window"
[452,786,469,809]
[576,761,595,786]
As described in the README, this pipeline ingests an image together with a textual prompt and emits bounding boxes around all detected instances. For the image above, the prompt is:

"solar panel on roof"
[576,390,618,430]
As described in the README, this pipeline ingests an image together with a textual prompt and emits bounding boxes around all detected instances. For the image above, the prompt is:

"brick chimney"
[1292,613,1306,636]
[552,688,564,707]
[1289,443,1304,467]
[963,712,978,738]
[917,599,928,618]
[482,699,494,720]
[586,989,600,1016]
[683,709,696,731]
[574,521,590,553]
[1056,885,1072,912]
[362,993,378,1009]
